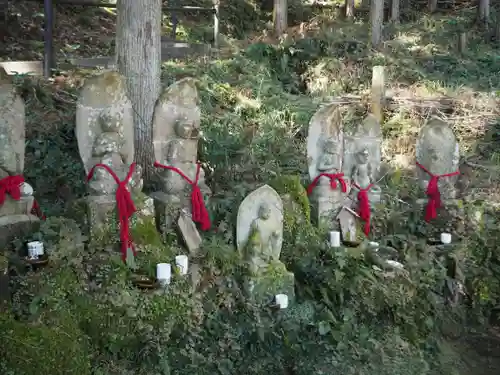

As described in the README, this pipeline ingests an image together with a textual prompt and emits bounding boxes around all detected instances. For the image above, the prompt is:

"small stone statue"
[245,202,282,276]
[88,111,142,196]
[306,104,347,229]
[75,71,142,260]
[349,148,382,236]
[236,185,294,304]
[152,78,211,234]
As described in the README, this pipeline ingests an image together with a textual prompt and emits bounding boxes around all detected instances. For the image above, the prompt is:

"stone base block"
[86,195,118,245]
[0,214,40,250]
[151,191,181,234]
[0,196,34,216]
[246,263,295,306]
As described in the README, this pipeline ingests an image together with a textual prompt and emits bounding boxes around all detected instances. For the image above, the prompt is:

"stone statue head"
[99,109,122,133]
[356,148,370,164]
[174,120,198,139]
[257,203,271,220]
[92,132,123,157]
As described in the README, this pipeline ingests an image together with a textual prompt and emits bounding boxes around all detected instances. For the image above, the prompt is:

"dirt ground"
[454,327,500,374]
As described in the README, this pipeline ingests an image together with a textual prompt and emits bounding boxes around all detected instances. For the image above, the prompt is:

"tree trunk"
[116,0,162,183]
[371,0,384,48]
[273,0,288,37]
[345,0,355,19]
[478,0,490,28]
[390,0,400,24]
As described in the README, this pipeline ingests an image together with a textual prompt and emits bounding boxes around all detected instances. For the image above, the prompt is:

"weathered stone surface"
[0,68,25,175]
[151,78,210,234]
[343,113,382,205]
[0,215,40,250]
[0,68,39,248]
[307,103,347,228]
[236,185,294,304]
[177,210,202,255]
[75,71,134,176]
[416,117,460,200]
[86,195,118,244]
[75,71,143,243]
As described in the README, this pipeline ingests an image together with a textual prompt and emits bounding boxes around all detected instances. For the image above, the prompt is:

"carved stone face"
[258,203,271,220]
[175,120,198,139]
[356,148,369,164]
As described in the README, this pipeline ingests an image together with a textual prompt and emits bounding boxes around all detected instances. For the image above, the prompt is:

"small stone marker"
[177,210,202,255]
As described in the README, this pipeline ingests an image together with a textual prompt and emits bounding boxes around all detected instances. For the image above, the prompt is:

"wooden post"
[213,0,220,49]
[43,0,55,78]
[371,66,385,124]
[428,0,437,13]
[345,0,355,19]
[370,0,384,48]
[273,0,288,37]
[458,32,467,54]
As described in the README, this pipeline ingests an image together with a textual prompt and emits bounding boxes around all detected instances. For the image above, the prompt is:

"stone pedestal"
[86,195,118,244]
[0,214,40,250]
[246,262,295,305]
[151,191,181,235]
[0,196,34,216]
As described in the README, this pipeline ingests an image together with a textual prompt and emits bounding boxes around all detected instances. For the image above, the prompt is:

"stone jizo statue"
[152,78,211,233]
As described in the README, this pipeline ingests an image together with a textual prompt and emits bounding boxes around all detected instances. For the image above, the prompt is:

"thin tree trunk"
[478,0,490,28]
[371,0,384,48]
[390,0,400,24]
[116,0,162,183]
[273,0,288,37]
[345,0,355,19]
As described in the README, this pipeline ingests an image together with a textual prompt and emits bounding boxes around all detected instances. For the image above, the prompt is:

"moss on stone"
[248,261,295,305]
[0,313,91,375]
[269,175,313,244]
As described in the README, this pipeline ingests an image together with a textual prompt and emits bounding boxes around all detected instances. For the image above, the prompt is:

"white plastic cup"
[329,231,341,247]
[440,233,452,244]
[175,255,189,275]
[275,294,289,309]
[156,263,172,286]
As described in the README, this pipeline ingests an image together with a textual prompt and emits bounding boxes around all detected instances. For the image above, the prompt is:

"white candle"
[27,241,43,258]
[275,294,289,309]
[175,255,189,275]
[329,231,341,247]
[440,233,452,244]
[156,263,172,285]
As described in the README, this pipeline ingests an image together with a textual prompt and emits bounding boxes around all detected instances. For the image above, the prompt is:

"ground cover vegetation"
[1,0,500,374]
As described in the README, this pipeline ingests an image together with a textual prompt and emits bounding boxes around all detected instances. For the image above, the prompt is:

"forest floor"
[2,1,500,374]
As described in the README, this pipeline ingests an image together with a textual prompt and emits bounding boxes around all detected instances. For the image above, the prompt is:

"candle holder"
[342,240,362,248]
[24,253,49,268]
[131,274,160,290]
